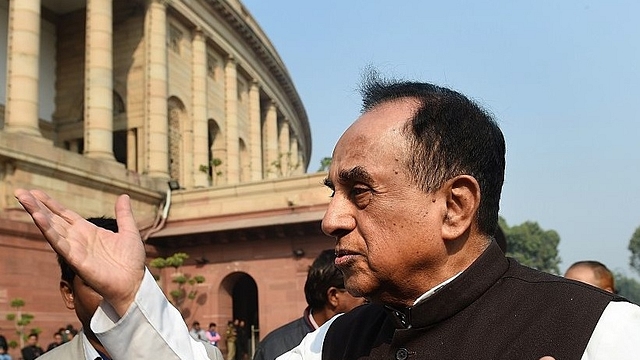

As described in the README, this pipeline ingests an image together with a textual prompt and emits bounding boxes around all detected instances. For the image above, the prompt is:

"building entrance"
[221,272,259,357]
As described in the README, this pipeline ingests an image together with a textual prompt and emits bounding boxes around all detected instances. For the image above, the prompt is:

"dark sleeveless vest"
[322,242,625,360]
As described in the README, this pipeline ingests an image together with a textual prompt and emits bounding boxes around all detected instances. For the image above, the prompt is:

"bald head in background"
[564,261,615,293]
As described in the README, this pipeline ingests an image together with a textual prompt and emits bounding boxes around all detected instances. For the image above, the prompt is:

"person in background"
[0,348,10,360]
[62,325,78,343]
[55,329,65,342]
[190,321,208,343]
[45,332,63,352]
[66,330,77,343]
[38,218,118,360]
[564,260,616,293]
[225,320,237,360]
[0,335,11,360]
[21,333,44,360]
[206,323,221,347]
[38,218,221,360]
[235,319,249,360]
[253,249,366,360]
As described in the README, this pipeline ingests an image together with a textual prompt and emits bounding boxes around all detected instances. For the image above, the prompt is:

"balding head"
[564,261,615,293]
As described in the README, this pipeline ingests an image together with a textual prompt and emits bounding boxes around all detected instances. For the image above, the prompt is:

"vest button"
[395,348,409,360]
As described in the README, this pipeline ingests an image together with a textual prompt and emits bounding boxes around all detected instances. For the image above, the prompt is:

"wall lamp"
[168,180,181,190]
[292,248,305,258]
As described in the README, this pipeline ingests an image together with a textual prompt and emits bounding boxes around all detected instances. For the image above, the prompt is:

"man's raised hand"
[14,189,145,316]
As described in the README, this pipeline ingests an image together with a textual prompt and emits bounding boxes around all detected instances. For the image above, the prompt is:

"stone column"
[248,80,262,181]
[290,136,301,175]
[191,29,208,188]
[84,0,114,160]
[224,56,239,184]
[145,0,169,178]
[278,118,290,177]
[263,100,278,178]
[127,128,138,171]
[3,0,42,136]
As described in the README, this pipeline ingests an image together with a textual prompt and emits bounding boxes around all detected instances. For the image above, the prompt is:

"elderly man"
[15,75,640,360]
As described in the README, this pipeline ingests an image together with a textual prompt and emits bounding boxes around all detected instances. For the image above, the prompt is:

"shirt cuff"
[90,268,211,359]
[91,268,156,333]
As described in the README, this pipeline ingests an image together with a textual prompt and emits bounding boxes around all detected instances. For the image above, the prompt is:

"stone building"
[0,0,331,356]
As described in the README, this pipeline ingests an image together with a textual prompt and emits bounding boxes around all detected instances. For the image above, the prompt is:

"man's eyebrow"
[339,166,373,184]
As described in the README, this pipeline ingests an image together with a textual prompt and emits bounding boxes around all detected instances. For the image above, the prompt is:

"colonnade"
[3,0,304,187]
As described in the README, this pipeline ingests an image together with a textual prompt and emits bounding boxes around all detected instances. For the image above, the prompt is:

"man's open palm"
[14,189,145,316]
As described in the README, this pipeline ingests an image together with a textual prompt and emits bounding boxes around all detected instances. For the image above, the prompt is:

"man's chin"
[344,277,374,299]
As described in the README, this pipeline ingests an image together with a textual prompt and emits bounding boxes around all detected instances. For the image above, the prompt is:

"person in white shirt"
[38,217,121,360]
[189,322,209,343]
[12,204,221,360]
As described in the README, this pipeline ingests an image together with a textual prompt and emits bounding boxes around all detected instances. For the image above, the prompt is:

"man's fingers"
[15,189,69,252]
[31,189,83,224]
[15,189,54,234]
[15,188,44,214]
[115,194,140,240]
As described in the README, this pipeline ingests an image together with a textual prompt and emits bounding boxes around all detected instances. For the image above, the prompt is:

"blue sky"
[242,0,640,277]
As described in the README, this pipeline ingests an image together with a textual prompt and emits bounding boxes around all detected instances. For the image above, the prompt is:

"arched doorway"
[220,272,259,358]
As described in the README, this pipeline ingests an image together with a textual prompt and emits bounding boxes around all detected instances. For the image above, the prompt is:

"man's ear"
[441,175,481,241]
[326,287,340,309]
[60,280,75,310]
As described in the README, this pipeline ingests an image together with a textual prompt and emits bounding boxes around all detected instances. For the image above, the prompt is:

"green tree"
[317,157,332,172]
[149,253,206,316]
[628,226,640,275]
[500,216,561,274]
[615,272,640,304]
[199,158,223,185]
[5,298,38,349]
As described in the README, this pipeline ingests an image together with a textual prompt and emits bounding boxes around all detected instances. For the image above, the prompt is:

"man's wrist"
[109,268,145,317]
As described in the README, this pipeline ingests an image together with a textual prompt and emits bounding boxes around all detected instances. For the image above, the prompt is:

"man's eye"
[328,190,335,198]
[350,187,373,208]
[350,187,369,197]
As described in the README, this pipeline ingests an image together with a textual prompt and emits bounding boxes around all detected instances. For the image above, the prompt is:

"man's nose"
[321,197,354,238]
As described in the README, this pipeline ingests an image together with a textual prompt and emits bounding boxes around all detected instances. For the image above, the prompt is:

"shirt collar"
[81,331,110,360]
[308,308,320,330]
[413,271,463,306]
[387,242,509,329]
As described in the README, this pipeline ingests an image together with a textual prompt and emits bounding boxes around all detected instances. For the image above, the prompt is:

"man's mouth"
[335,248,360,267]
